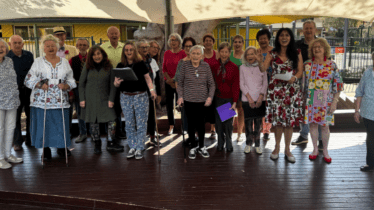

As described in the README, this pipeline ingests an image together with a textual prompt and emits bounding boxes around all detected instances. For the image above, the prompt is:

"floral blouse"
[0,57,20,110]
[304,60,343,126]
[24,57,76,109]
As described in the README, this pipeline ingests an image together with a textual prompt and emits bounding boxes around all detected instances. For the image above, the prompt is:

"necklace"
[195,68,199,78]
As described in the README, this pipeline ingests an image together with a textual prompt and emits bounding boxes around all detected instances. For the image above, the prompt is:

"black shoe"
[291,136,308,145]
[113,139,124,148]
[25,137,32,147]
[263,133,270,140]
[57,148,71,157]
[318,140,323,151]
[150,137,162,147]
[226,148,233,152]
[106,141,124,152]
[217,147,223,151]
[42,147,52,160]
[116,131,127,139]
[94,140,102,154]
[360,165,374,172]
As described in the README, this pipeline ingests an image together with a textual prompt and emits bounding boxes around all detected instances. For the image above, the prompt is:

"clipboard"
[113,67,138,81]
[216,102,236,122]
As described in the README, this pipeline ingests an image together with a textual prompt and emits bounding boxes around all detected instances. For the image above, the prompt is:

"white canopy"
[1,0,373,24]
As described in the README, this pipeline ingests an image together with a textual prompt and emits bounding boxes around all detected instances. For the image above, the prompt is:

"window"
[14,26,73,39]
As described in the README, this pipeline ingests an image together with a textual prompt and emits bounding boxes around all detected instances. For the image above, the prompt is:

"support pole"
[343,18,348,70]
[165,0,174,51]
[245,16,250,48]
[33,24,39,57]
[236,23,240,35]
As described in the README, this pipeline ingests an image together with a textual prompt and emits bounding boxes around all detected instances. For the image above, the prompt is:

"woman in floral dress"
[304,38,343,163]
[260,28,303,163]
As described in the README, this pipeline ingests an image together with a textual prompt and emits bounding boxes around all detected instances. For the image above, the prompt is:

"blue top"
[355,66,374,121]
[6,50,34,88]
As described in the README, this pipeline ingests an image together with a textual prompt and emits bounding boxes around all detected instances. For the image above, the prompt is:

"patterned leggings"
[89,121,116,141]
[245,117,263,147]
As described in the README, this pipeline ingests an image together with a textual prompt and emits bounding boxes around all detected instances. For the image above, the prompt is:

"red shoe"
[323,157,332,163]
[309,154,318,160]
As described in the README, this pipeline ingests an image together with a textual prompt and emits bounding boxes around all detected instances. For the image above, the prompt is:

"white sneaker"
[255,147,262,155]
[189,147,198,159]
[237,135,244,142]
[244,145,251,154]
[127,148,136,158]
[6,155,23,163]
[0,159,11,169]
[198,146,209,158]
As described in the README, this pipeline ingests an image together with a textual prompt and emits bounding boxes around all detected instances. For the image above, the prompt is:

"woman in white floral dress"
[25,35,76,160]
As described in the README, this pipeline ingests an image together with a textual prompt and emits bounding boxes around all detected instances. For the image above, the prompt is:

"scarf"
[244,61,259,68]
[218,58,229,83]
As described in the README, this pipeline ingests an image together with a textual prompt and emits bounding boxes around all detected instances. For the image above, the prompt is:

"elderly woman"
[261,28,303,163]
[162,33,186,135]
[25,34,76,160]
[0,39,22,169]
[240,46,268,155]
[174,37,197,145]
[355,52,374,172]
[203,33,220,140]
[114,42,157,160]
[137,40,162,146]
[212,42,240,152]
[79,45,122,154]
[229,35,246,142]
[304,38,343,163]
[177,45,215,159]
[256,29,274,141]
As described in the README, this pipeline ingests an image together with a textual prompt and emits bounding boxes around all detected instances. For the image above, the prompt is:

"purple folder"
[216,102,236,122]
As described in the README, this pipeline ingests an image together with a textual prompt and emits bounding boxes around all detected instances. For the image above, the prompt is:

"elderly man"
[69,38,90,143]
[6,35,34,151]
[292,20,323,150]
[101,26,126,140]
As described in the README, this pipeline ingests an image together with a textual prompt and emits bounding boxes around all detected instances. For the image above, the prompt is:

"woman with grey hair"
[0,38,22,169]
[354,52,374,171]
[240,46,268,155]
[177,45,215,159]
[163,33,186,135]
[211,42,240,152]
[25,34,76,160]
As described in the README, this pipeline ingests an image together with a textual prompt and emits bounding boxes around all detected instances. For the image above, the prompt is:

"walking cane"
[41,81,48,169]
[59,79,69,167]
[180,105,187,163]
[153,99,161,163]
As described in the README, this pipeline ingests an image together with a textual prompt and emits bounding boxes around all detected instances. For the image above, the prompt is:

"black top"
[115,61,149,93]
[295,38,309,62]
[6,50,34,88]
[71,55,85,82]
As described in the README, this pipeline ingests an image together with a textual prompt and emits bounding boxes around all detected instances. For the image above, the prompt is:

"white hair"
[9,35,24,43]
[137,39,149,48]
[41,34,60,50]
[77,38,89,45]
[168,33,182,49]
[0,38,9,54]
[241,46,257,65]
[189,45,204,55]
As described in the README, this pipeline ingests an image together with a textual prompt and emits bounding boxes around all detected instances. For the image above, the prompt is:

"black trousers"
[14,87,31,146]
[363,118,374,167]
[244,117,262,147]
[147,99,156,136]
[165,83,177,126]
[184,101,206,148]
[214,97,234,150]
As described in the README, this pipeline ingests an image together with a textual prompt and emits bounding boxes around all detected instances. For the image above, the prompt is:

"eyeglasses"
[150,46,160,50]
[139,46,149,49]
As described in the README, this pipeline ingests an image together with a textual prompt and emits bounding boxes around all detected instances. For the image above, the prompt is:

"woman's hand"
[255,99,262,108]
[328,101,337,115]
[151,91,157,101]
[80,101,85,108]
[114,77,124,87]
[256,52,264,62]
[230,102,237,112]
[354,112,360,123]
[41,83,48,91]
[288,76,297,84]
[177,98,184,107]
[58,83,69,91]
[108,101,114,108]
[204,97,212,107]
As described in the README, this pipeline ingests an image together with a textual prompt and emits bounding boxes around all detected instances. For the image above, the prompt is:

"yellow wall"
[213,27,261,49]
[73,24,121,44]
[1,25,14,37]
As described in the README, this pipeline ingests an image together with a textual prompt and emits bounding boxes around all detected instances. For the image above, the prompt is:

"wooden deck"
[0,113,373,210]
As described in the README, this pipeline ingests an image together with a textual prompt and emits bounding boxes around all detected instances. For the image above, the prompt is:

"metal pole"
[236,23,240,35]
[165,0,174,51]
[343,18,348,70]
[245,16,250,48]
[33,24,39,57]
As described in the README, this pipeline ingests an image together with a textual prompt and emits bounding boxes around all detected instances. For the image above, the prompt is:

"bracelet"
[150,88,154,91]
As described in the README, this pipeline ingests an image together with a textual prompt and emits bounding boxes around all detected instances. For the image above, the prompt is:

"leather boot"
[94,140,102,154]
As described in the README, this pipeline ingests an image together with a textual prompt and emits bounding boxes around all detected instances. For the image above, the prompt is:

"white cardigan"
[24,56,76,109]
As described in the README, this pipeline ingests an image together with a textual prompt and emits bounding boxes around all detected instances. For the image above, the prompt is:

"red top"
[162,50,186,80]
[211,59,240,102]
[204,50,220,74]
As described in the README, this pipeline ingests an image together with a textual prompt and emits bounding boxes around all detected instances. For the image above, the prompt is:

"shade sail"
[0,0,373,24]
[250,15,315,25]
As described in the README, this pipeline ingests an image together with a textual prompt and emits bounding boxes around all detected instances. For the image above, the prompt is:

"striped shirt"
[177,60,215,103]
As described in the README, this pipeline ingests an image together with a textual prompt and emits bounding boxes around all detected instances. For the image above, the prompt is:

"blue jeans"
[120,92,149,150]
[73,88,87,135]
[300,123,322,140]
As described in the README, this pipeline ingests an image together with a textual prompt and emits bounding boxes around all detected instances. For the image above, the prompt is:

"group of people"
[0,21,372,172]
